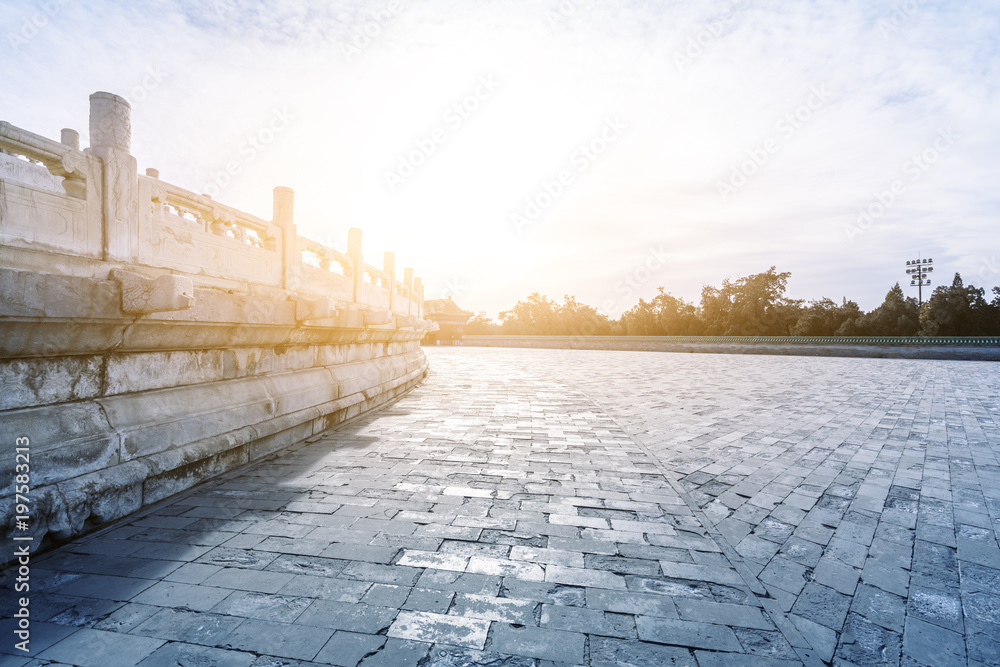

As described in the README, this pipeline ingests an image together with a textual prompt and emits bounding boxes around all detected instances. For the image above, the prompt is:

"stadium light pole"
[904,256,934,306]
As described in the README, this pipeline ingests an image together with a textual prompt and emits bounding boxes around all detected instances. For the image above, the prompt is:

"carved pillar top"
[348,228,362,257]
[60,128,80,150]
[274,187,296,292]
[273,186,294,227]
[413,277,422,315]
[403,268,414,316]
[89,92,131,151]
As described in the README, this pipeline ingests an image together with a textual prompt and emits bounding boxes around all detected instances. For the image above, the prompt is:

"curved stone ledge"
[1,349,427,561]
[0,270,432,562]
[0,268,425,359]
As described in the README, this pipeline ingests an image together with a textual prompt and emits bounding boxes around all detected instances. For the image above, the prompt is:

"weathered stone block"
[98,377,275,460]
[0,268,119,319]
[0,355,103,410]
[113,269,194,313]
[142,440,250,504]
[249,419,316,461]
[105,349,230,395]
[295,296,338,321]
[265,367,341,415]
[56,460,147,533]
[0,319,128,358]
[0,403,119,487]
[364,308,393,326]
[231,345,315,378]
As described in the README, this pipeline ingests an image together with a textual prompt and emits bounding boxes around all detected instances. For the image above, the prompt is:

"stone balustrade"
[0,92,424,318]
[0,92,435,560]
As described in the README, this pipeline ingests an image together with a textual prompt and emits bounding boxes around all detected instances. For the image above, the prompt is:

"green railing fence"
[462,336,1000,346]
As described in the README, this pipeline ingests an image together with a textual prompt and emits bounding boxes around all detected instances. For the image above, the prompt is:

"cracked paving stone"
[388,610,490,649]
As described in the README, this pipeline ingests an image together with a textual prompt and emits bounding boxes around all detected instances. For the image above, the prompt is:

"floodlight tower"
[904,256,934,306]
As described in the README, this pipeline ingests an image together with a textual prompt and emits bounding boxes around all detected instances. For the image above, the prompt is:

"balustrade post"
[348,228,363,304]
[413,277,423,318]
[89,92,138,262]
[60,128,80,150]
[384,251,396,313]
[403,267,414,316]
[273,186,296,291]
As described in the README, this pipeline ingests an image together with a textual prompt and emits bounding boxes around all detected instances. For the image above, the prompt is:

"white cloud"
[1,0,997,316]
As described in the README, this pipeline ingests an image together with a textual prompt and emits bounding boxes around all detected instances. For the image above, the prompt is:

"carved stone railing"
[0,91,426,318]
[149,179,278,249]
[0,121,89,198]
[0,122,103,259]
[361,264,391,311]
[300,236,352,276]
[294,235,356,303]
[139,176,285,286]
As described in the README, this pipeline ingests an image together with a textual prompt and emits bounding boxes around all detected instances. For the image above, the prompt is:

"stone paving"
[2,347,999,666]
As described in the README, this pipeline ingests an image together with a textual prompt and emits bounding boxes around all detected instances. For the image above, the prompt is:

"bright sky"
[2,0,998,318]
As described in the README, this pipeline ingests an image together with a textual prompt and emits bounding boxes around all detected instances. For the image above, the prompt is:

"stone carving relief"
[363,309,393,326]
[295,296,338,321]
[89,92,132,151]
[113,269,195,314]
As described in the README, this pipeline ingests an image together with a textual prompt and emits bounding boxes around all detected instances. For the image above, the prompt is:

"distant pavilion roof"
[423,297,473,324]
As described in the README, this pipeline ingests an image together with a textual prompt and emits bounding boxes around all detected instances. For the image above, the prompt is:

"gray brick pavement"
[2,347,998,665]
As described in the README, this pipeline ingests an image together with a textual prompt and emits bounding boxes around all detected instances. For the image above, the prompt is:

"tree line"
[465,267,1000,337]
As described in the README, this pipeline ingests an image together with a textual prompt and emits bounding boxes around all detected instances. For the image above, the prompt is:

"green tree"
[833,300,865,335]
[499,293,559,334]
[653,290,703,335]
[792,298,864,336]
[465,313,500,335]
[856,283,919,336]
[989,287,1000,334]
[555,296,612,335]
[483,267,1000,338]
[619,290,701,335]
[919,273,992,336]
[699,267,801,335]
[619,298,660,335]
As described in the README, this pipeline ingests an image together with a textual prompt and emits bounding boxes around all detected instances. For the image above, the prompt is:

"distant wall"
[0,92,434,560]
[462,336,1000,361]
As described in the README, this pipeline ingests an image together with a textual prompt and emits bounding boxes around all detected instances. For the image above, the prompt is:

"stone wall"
[462,336,1000,361]
[0,92,435,560]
